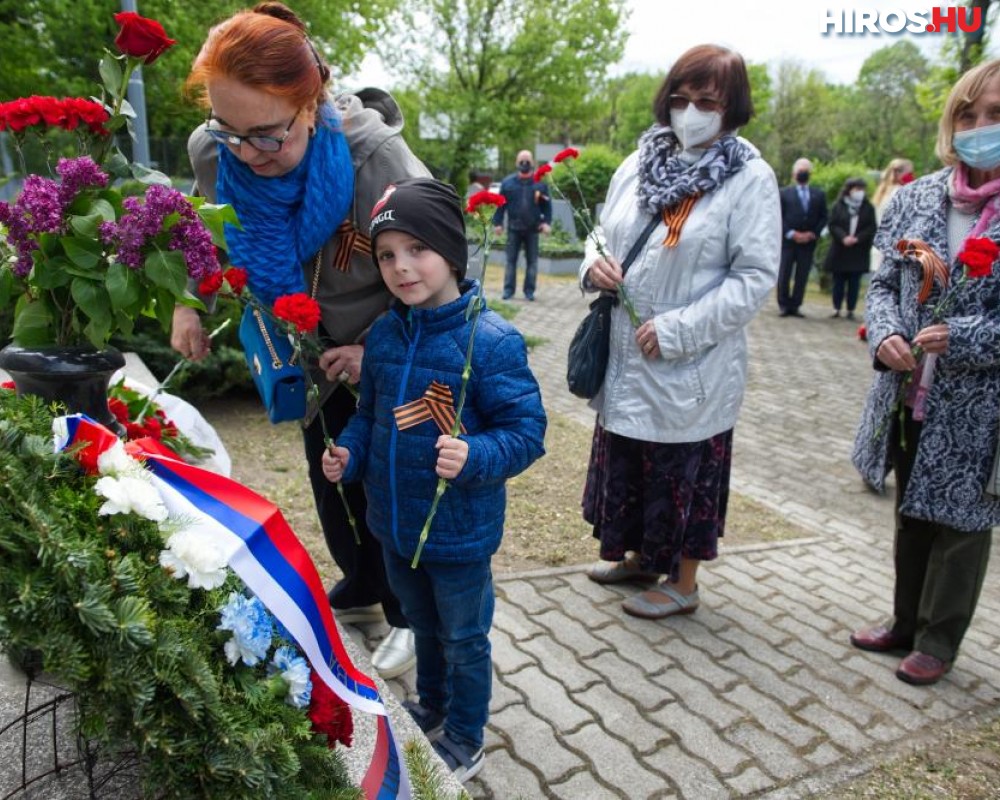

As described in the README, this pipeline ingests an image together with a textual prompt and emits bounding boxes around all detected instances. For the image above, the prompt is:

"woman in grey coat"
[850,58,1000,686]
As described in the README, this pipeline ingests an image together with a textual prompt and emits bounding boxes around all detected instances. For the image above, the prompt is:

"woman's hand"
[321,446,350,483]
[435,435,469,479]
[319,344,364,384]
[912,323,949,355]
[843,235,858,246]
[586,254,624,291]
[635,320,660,358]
[876,333,918,371]
[170,306,211,361]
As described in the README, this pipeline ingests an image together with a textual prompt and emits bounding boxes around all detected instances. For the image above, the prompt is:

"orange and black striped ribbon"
[661,193,701,248]
[393,381,467,435]
[332,220,372,272]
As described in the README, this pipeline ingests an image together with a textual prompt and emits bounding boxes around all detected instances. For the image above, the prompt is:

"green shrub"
[811,160,878,205]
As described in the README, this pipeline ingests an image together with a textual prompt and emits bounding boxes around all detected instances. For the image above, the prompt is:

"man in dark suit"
[778,158,828,317]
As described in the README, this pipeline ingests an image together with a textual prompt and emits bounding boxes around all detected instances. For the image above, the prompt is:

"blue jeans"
[504,228,539,298]
[382,550,494,749]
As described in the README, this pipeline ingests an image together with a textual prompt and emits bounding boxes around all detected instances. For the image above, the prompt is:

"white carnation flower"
[95,475,168,522]
[159,529,228,590]
[96,440,142,476]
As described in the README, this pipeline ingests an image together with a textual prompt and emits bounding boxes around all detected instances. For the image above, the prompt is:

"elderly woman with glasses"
[171,1,429,679]
[581,44,780,620]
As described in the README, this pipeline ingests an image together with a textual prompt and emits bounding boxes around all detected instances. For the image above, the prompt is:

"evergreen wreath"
[0,391,359,799]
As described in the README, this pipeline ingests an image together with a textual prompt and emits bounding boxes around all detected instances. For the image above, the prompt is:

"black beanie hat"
[368,178,468,280]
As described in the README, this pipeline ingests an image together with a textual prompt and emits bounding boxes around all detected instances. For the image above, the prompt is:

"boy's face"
[375,230,461,310]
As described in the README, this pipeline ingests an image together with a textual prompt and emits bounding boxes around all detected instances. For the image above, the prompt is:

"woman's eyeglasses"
[205,113,299,153]
[668,94,723,113]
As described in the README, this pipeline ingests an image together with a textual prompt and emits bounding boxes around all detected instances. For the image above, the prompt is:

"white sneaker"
[371,627,416,679]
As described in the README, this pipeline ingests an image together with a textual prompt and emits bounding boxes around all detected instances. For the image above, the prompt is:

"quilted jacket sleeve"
[451,327,546,488]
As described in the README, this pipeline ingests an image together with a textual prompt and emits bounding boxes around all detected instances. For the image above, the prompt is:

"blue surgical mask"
[953,122,1000,170]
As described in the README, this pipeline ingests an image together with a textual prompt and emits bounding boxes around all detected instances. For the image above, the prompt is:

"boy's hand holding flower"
[321,446,349,483]
[435,435,468,480]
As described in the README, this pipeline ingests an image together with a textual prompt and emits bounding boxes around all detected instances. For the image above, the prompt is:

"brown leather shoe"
[850,624,912,653]
[896,651,952,686]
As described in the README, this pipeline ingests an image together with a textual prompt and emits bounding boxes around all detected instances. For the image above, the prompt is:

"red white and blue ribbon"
[54,414,411,799]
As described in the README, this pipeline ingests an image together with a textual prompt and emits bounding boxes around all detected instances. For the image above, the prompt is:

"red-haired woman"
[581,44,780,619]
[171,2,429,679]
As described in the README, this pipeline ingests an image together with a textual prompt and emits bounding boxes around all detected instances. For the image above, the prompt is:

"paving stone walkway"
[357,276,1000,798]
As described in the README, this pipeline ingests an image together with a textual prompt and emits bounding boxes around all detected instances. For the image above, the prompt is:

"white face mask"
[669,106,723,149]
[849,189,865,203]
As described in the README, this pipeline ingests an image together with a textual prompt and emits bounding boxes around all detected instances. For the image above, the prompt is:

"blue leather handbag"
[239,304,307,424]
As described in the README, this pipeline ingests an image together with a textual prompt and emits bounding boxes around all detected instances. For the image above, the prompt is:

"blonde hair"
[873,157,914,208]
[936,59,1000,167]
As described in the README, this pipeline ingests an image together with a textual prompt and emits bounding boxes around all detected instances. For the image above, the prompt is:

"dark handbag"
[566,216,661,399]
[239,304,307,424]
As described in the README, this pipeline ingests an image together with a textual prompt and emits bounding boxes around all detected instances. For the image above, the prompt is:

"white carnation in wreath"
[159,528,229,590]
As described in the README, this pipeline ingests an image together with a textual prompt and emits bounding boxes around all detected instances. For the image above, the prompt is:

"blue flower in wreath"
[271,646,312,708]
[218,592,273,667]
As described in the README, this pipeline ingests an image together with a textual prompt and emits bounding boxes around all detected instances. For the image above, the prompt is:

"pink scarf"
[949,163,1000,240]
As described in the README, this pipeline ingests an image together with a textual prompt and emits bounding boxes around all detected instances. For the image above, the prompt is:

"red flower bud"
[113,12,176,65]
[534,163,553,183]
[553,147,579,163]
[198,271,225,295]
[224,267,248,295]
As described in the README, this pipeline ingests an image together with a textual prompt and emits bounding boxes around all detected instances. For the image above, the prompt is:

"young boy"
[322,178,546,782]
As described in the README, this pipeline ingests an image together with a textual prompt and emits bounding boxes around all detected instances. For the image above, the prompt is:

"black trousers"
[888,408,992,662]
[777,241,816,312]
[303,384,407,628]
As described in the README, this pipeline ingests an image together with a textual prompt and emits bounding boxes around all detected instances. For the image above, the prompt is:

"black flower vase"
[0,344,126,435]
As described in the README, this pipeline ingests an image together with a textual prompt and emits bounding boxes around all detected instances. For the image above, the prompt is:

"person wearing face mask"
[823,177,876,320]
[492,150,552,300]
[777,158,828,317]
[579,44,779,620]
[851,59,1000,687]
[873,158,916,223]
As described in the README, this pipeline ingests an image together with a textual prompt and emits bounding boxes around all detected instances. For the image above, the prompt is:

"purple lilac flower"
[170,218,219,280]
[56,157,108,204]
[1,176,65,278]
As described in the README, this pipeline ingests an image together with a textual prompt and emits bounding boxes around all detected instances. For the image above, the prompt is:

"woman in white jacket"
[582,44,780,619]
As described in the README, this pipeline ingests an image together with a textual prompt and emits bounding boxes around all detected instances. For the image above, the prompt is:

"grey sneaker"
[432,731,485,783]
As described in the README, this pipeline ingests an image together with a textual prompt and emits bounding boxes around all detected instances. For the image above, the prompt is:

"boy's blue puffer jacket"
[338,281,546,563]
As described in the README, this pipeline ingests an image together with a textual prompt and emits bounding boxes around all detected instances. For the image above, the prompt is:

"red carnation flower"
[142,416,163,440]
[1,381,14,390]
[198,271,224,295]
[307,670,353,748]
[857,324,867,342]
[65,97,110,135]
[224,267,248,295]
[466,190,506,215]
[32,96,67,128]
[553,147,579,163]
[113,12,176,65]
[4,98,43,133]
[108,397,130,424]
[273,294,322,334]
[124,421,147,440]
[534,163,553,183]
[958,237,999,279]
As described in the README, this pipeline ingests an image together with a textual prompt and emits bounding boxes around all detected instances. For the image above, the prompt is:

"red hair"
[186,3,329,110]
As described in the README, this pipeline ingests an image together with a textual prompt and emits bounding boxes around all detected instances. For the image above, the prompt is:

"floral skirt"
[582,421,733,582]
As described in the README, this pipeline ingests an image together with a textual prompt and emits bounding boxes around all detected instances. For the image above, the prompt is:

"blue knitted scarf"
[216,102,354,305]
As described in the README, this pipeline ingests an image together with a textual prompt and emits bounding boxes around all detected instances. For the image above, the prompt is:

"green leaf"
[32,255,74,289]
[69,212,102,238]
[106,262,141,311]
[130,162,172,187]
[197,202,241,249]
[0,268,15,307]
[153,287,177,331]
[119,98,137,119]
[11,297,55,346]
[70,276,109,321]
[76,585,117,635]
[145,250,188,296]
[105,151,130,180]
[98,54,123,98]
[114,596,154,649]
[83,314,113,349]
[61,237,103,270]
